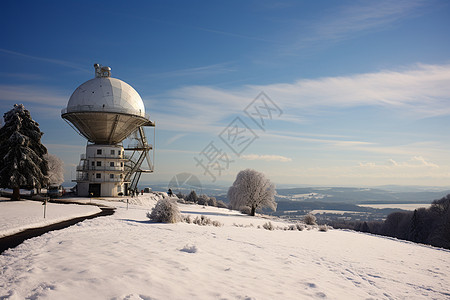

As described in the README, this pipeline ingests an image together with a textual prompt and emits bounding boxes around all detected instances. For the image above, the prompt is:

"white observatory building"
[62,64,155,197]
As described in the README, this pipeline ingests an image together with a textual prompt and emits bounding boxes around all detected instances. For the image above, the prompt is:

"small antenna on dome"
[94,63,111,78]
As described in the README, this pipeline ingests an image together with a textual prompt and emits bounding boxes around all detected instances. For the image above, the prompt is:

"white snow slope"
[1,194,449,299]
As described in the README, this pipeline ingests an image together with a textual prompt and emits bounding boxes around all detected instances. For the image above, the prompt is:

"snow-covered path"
[1,199,449,299]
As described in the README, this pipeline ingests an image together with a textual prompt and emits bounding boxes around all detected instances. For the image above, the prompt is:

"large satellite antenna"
[61,64,155,196]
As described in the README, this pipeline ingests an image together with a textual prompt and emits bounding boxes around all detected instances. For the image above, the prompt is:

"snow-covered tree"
[227,169,276,216]
[0,104,48,200]
[45,153,64,185]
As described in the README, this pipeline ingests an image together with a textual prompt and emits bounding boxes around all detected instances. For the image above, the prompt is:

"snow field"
[0,199,101,238]
[1,195,449,299]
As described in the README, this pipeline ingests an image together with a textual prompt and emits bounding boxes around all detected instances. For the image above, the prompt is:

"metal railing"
[61,105,150,120]
[89,177,123,183]
[75,174,123,183]
[76,165,124,172]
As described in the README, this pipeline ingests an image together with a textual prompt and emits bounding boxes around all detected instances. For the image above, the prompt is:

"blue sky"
[1,0,450,188]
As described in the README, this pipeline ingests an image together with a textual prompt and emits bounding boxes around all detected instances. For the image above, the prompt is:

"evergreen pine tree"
[361,221,370,233]
[0,104,49,200]
[409,209,421,242]
[185,190,198,203]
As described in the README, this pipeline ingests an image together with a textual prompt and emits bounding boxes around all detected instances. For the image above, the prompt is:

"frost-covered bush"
[296,223,305,231]
[207,197,217,207]
[147,199,181,223]
[319,225,329,232]
[188,215,222,227]
[240,206,252,215]
[197,195,209,206]
[182,214,192,224]
[304,213,317,225]
[262,221,274,231]
[216,200,228,209]
[212,220,222,227]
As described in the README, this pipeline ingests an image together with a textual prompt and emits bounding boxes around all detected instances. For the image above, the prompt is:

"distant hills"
[66,180,450,206]
[276,187,450,204]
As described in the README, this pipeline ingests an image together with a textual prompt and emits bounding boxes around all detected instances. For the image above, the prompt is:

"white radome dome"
[62,64,152,144]
[67,76,145,117]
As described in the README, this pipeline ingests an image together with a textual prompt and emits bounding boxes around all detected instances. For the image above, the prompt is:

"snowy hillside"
[1,194,449,299]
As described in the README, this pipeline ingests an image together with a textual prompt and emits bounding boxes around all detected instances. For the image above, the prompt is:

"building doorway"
[89,184,101,197]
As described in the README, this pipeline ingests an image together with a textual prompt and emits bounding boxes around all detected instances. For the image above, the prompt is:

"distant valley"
[271,187,450,223]
[135,183,450,223]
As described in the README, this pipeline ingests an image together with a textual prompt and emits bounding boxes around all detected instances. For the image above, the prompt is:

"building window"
[91,161,95,166]
[118,150,121,155]
[111,150,115,155]
[120,162,123,167]
[96,173,101,179]
[110,174,114,179]
[97,149,102,155]
[110,162,114,167]
[97,161,101,167]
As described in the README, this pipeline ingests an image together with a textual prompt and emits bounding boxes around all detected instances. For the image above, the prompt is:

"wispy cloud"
[241,154,292,162]
[291,0,428,50]
[45,144,86,150]
[147,62,236,78]
[262,131,374,147]
[250,63,450,118]
[0,72,47,81]
[157,149,198,155]
[152,86,249,132]
[150,63,450,142]
[110,11,278,43]
[191,25,278,43]
[0,84,70,119]
[411,156,439,168]
[359,156,439,169]
[0,48,90,73]
[166,133,188,145]
[274,162,450,186]
[0,84,68,107]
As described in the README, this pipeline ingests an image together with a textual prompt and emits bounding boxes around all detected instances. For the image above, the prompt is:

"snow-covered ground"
[0,198,101,238]
[1,193,449,299]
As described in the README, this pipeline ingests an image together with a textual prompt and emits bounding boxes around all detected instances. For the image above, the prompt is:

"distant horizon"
[61,179,450,192]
